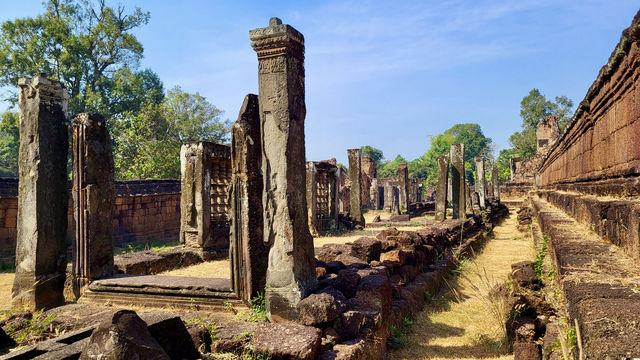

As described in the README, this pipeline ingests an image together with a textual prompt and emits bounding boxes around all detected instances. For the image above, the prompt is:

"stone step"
[80,274,244,311]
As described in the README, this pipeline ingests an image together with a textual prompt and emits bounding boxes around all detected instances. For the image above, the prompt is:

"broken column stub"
[450,144,466,219]
[13,73,69,310]
[229,94,268,303]
[435,155,449,221]
[474,156,486,209]
[397,162,409,213]
[72,113,115,297]
[250,17,317,322]
[347,149,366,226]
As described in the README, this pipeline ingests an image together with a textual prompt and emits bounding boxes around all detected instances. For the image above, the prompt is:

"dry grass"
[386,213,535,360]
[158,260,231,279]
[0,273,14,311]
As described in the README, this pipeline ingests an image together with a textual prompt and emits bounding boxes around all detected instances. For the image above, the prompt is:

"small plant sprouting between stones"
[553,323,577,359]
[534,235,555,282]
[248,291,267,322]
[387,317,414,349]
[424,291,434,303]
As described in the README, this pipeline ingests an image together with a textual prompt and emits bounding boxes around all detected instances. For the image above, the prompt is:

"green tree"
[512,89,574,158]
[378,155,406,178]
[0,111,19,176]
[0,0,150,116]
[114,87,230,179]
[495,148,514,183]
[360,145,384,165]
[420,123,492,186]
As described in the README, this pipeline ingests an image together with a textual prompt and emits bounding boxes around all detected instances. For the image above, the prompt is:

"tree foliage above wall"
[0,0,230,179]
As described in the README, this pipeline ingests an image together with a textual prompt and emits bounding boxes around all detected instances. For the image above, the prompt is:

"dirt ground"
[386,212,535,360]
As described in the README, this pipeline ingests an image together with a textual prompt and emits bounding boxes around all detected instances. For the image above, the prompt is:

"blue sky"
[0,1,638,165]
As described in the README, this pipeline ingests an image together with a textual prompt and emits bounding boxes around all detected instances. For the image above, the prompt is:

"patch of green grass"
[5,310,57,345]
[114,240,180,255]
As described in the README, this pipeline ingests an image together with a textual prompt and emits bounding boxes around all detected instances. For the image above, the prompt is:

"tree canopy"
[497,89,575,179]
[0,0,231,179]
[360,145,384,165]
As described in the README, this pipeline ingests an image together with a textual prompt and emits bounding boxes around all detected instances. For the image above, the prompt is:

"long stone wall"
[539,14,640,192]
[0,179,182,261]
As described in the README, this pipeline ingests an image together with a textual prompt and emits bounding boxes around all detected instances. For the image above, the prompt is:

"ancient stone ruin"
[347,149,365,226]
[450,143,466,219]
[250,17,317,322]
[12,73,69,310]
[435,155,449,221]
[71,113,115,297]
[306,161,338,236]
[179,141,231,254]
[229,93,267,302]
[7,8,640,360]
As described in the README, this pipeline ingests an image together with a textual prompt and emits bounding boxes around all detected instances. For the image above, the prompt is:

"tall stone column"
[250,17,317,322]
[397,162,409,213]
[450,144,466,219]
[71,113,115,298]
[12,73,68,310]
[347,149,365,226]
[491,166,500,202]
[229,94,267,302]
[435,155,449,221]
[306,162,319,236]
[474,157,486,209]
[180,141,213,250]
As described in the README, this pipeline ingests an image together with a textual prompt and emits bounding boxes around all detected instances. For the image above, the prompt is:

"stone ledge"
[531,196,640,358]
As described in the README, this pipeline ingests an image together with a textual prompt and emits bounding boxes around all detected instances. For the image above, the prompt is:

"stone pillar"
[71,113,115,298]
[391,187,400,215]
[347,149,365,226]
[450,144,466,219]
[306,162,319,236]
[435,155,449,221]
[250,17,317,322]
[370,178,379,210]
[492,166,500,202]
[465,179,473,214]
[475,157,486,209]
[328,167,338,226]
[229,94,267,302]
[180,141,213,250]
[471,192,481,215]
[447,176,453,205]
[12,73,68,310]
[397,162,409,213]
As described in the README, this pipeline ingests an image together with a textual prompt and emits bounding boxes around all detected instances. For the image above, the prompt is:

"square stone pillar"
[397,162,409,213]
[347,149,365,226]
[71,113,115,298]
[13,73,69,310]
[491,166,500,202]
[229,94,268,303]
[435,155,449,221]
[465,179,473,214]
[450,144,466,219]
[180,141,213,250]
[306,161,319,236]
[447,176,453,205]
[250,17,317,322]
[474,157,486,209]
